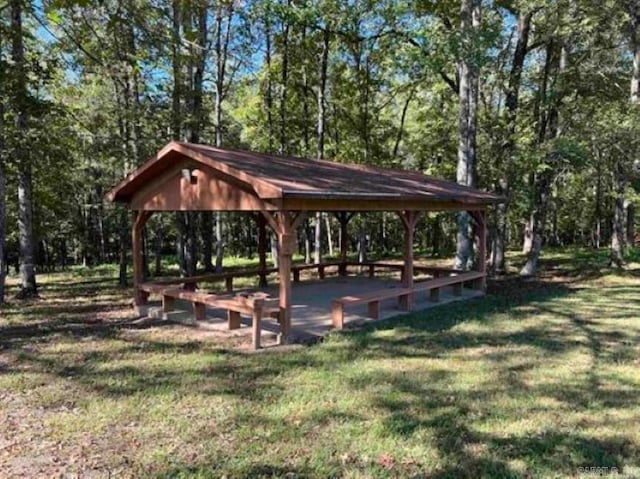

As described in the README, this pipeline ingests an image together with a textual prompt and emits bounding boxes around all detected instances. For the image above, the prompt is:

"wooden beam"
[397,211,422,311]
[272,211,302,343]
[260,210,281,234]
[252,301,263,349]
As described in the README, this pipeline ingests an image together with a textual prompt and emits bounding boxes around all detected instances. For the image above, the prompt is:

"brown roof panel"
[184,143,500,203]
[107,141,501,207]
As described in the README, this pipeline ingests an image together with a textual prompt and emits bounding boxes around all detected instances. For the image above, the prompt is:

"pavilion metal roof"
[107,141,501,209]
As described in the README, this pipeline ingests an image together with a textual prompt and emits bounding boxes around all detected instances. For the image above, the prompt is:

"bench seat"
[331,287,412,329]
[413,271,484,301]
[331,271,485,330]
[159,288,279,350]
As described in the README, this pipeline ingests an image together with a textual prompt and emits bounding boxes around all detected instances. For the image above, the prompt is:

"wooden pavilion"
[107,141,500,348]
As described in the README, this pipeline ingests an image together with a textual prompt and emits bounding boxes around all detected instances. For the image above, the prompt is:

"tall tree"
[520,33,568,276]
[454,0,481,271]
[492,6,537,274]
[0,27,6,304]
[213,0,235,273]
[610,0,640,266]
[314,24,331,265]
[11,0,37,298]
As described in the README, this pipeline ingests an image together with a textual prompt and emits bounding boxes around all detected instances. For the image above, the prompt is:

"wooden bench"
[331,287,413,330]
[146,267,278,293]
[344,261,404,278]
[413,271,485,302]
[342,262,461,280]
[160,288,279,349]
[331,271,486,330]
[414,266,462,278]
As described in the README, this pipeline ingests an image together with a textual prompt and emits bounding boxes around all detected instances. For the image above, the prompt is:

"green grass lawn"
[1,248,639,478]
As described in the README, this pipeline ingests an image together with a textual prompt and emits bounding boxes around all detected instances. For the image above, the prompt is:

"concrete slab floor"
[147,276,484,347]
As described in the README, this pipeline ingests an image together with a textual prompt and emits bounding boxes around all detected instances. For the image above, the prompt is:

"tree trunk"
[609,159,626,267]
[0,125,5,304]
[493,8,534,273]
[215,213,223,272]
[302,23,310,156]
[312,26,330,266]
[12,0,37,298]
[264,17,274,152]
[202,213,214,272]
[432,215,441,256]
[520,190,547,276]
[304,219,312,263]
[212,3,234,273]
[317,26,330,160]
[171,0,189,276]
[279,0,291,155]
[521,39,566,276]
[325,214,334,257]
[358,220,367,264]
[154,218,163,276]
[118,213,128,286]
[186,213,197,276]
[454,0,480,271]
[611,5,639,262]
[393,89,414,158]
[0,37,5,303]
[631,4,639,104]
[626,202,635,247]
[190,1,213,273]
[176,217,187,275]
[593,155,603,248]
[522,215,534,253]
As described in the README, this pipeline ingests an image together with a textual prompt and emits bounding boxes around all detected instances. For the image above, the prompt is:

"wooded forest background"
[0,0,639,302]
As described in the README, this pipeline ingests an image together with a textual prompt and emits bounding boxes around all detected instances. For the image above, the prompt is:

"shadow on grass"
[2,253,639,477]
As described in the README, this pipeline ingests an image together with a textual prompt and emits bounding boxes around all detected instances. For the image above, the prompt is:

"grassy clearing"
[1,248,639,478]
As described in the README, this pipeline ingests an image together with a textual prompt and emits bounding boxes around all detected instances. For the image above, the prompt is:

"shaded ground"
[0,249,639,478]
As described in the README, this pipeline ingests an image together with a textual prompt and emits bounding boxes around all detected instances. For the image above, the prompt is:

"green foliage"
[0,0,638,272]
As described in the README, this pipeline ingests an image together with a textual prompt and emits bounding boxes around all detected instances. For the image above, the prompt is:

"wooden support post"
[262,210,306,343]
[430,288,440,302]
[225,276,233,292]
[277,231,294,342]
[132,210,153,308]
[252,301,263,349]
[256,213,268,287]
[397,211,423,311]
[399,293,410,310]
[332,301,344,329]
[193,302,206,321]
[318,264,325,279]
[162,294,175,313]
[367,301,380,319]
[228,310,241,329]
[368,264,375,278]
[293,269,300,283]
